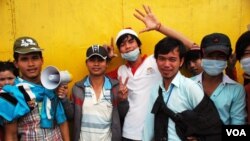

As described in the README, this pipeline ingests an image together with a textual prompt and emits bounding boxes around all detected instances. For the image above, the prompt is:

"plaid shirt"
[18,106,63,141]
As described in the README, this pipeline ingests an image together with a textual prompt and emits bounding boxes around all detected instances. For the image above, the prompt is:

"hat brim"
[86,54,107,60]
[115,29,138,44]
[204,45,229,55]
[14,47,43,54]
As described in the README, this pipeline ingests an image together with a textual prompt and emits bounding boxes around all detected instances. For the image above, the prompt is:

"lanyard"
[165,84,174,104]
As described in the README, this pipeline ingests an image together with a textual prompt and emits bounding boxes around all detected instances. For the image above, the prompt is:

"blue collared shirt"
[143,72,204,141]
[83,76,112,90]
[191,72,247,125]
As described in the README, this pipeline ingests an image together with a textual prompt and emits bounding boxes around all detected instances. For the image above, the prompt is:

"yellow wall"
[1,0,250,93]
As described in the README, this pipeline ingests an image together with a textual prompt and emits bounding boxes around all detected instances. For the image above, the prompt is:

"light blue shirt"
[84,76,112,90]
[191,73,247,125]
[143,72,204,141]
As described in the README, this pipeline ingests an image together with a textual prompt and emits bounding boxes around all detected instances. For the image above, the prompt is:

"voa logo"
[226,129,246,136]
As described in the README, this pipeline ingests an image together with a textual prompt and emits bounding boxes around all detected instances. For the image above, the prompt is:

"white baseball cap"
[115,28,138,44]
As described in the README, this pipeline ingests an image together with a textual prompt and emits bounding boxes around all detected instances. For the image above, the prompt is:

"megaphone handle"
[56,83,68,99]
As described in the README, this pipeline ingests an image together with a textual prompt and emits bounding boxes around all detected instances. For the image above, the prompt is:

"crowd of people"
[0,5,249,141]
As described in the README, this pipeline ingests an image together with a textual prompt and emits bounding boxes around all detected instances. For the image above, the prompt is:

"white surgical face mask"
[240,57,250,75]
[201,59,227,76]
[121,48,140,61]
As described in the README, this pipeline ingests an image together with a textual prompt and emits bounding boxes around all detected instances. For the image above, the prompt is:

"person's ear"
[14,60,18,68]
[180,58,184,68]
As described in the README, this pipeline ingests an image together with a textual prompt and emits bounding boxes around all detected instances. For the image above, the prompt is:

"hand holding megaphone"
[56,84,69,99]
[41,66,72,98]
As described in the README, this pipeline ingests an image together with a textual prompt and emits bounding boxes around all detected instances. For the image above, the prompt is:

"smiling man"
[143,37,222,141]
[12,36,69,141]
[60,45,129,141]
[143,37,202,141]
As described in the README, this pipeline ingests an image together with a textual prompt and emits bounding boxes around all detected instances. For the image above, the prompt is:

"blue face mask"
[201,59,227,76]
[121,48,140,61]
[240,57,250,75]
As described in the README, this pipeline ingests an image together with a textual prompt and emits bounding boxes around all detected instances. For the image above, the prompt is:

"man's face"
[187,58,203,76]
[86,56,107,76]
[0,70,16,89]
[118,35,139,54]
[14,52,43,83]
[156,47,183,80]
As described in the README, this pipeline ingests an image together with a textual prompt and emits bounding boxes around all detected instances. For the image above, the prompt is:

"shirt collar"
[159,71,181,92]
[84,76,111,89]
[193,72,237,85]
[15,77,39,88]
[222,74,237,84]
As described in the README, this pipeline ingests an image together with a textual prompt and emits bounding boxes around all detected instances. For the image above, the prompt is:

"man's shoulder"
[178,72,199,85]
[105,76,119,85]
[181,77,202,91]
[223,74,244,89]
[74,76,88,86]
[177,73,204,97]
[143,54,156,63]
[72,77,87,95]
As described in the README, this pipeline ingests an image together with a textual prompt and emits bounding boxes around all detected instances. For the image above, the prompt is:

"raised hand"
[103,37,118,59]
[118,76,129,101]
[134,5,161,33]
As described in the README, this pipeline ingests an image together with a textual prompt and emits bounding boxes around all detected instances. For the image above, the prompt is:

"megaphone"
[41,66,72,90]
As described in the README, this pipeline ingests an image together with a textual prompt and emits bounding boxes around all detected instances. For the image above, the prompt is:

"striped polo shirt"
[80,76,113,141]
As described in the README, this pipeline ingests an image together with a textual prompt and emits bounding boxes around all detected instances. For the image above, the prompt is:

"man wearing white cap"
[114,28,162,141]
[136,4,246,127]
[107,5,196,141]
[107,4,246,141]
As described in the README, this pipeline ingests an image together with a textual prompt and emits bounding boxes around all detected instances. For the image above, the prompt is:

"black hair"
[0,60,19,77]
[13,52,43,61]
[154,37,187,59]
[184,49,201,65]
[116,34,142,50]
[236,31,250,60]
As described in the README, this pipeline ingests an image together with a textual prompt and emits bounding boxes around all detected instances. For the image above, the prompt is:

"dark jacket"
[61,76,129,141]
[152,87,222,141]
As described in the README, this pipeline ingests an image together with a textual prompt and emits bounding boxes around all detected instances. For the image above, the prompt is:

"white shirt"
[118,55,161,140]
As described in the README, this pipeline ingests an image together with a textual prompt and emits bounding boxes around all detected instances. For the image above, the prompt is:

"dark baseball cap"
[14,36,43,54]
[86,45,108,60]
[201,33,231,56]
